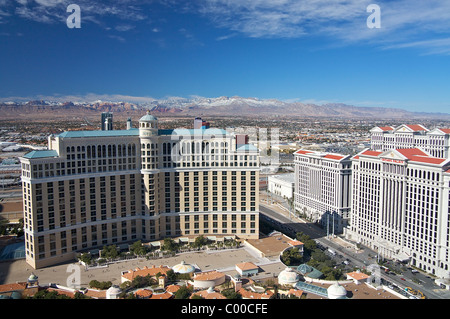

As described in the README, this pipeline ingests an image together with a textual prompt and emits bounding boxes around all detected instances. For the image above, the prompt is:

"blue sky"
[1,0,450,113]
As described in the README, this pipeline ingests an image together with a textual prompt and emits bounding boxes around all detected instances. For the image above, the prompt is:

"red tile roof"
[439,128,450,134]
[192,289,227,299]
[294,150,313,155]
[236,262,258,271]
[149,291,173,299]
[288,240,304,247]
[165,284,181,293]
[323,154,345,160]
[361,150,383,157]
[84,289,107,299]
[396,149,446,165]
[288,289,304,297]
[405,124,427,132]
[0,283,27,293]
[346,271,370,280]
[379,126,394,131]
[238,288,274,299]
[121,265,171,281]
[135,289,153,298]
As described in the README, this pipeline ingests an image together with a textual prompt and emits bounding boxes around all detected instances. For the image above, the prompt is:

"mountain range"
[1,96,449,120]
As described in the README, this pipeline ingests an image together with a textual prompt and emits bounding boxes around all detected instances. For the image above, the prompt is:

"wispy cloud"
[4,0,450,55]
[3,0,151,25]
[193,0,450,55]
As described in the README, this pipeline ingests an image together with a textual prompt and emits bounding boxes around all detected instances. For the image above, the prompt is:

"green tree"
[130,240,147,256]
[79,253,92,265]
[101,245,119,260]
[162,238,178,252]
[193,235,209,248]
[281,248,303,266]
[89,280,113,290]
[30,290,71,299]
[174,285,193,299]
[222,289,242,299]
[166,269,177,282]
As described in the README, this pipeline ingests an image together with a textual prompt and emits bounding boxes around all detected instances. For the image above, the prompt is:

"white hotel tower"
[293,150,352,234]
[19,113,260,269]
[346,148,450,278]
[370,124,450,158]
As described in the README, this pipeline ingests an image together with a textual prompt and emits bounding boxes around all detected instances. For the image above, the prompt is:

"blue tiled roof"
[55,127,230,139]
[57,129,140,138]
[140,114,158,121]
[22,150,59,159]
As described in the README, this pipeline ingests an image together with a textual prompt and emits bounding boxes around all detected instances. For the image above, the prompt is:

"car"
[401,277,406,281]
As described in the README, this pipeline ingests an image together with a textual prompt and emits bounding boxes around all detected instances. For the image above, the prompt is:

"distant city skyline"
[1,0,450,113]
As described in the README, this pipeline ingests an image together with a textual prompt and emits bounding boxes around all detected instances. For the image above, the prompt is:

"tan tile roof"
[165,285,181,293]
[0,282,27,293]
[192,289,227,299]
[236,262,258,271]
[194,270,225,281]
[84,289,107,299]
[238,288,274,299]
[288,289,304,297]
[149,291,173,299]
[288,240,304,247]
[346,271,370,280]
[135,289,153,298]
[121,265,171,281]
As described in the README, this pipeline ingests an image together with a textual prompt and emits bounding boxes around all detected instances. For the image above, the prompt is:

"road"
[260,203,450,299]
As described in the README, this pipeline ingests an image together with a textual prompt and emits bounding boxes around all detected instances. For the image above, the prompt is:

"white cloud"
[4,0,450,55]
[115,24,135,32]
[194,0,450,55]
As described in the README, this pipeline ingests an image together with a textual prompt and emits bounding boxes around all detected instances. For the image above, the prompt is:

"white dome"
[172,260,195,274]
[327,282,347,299]
[106,285,122,299]
[278,267,300,285]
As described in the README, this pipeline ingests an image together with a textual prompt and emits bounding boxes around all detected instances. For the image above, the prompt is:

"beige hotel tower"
[20,114,260,269]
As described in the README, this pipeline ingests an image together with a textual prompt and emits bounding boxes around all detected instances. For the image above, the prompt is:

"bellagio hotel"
[20,114,260,269]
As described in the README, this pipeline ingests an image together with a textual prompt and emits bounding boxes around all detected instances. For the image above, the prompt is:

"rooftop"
[235,262,258,271]
[58,128,139,138]
[193,270,225,281]
[245,233,294,258]
[346,271,370,281]
[294,149,350,162]
[22,150,59,159]
[121,265,171,282]
[269,173,295,183]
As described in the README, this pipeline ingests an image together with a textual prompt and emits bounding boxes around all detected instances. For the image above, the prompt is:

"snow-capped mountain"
[1,95,449,120]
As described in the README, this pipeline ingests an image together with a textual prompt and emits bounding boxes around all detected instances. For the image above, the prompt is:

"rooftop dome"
[28,273,38,281]
[172,260,196,274]
[106,285,122,299]
[327,282,347,299]
[297,264,313,275]
[139,111,158,122]
[278,267,300,286]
